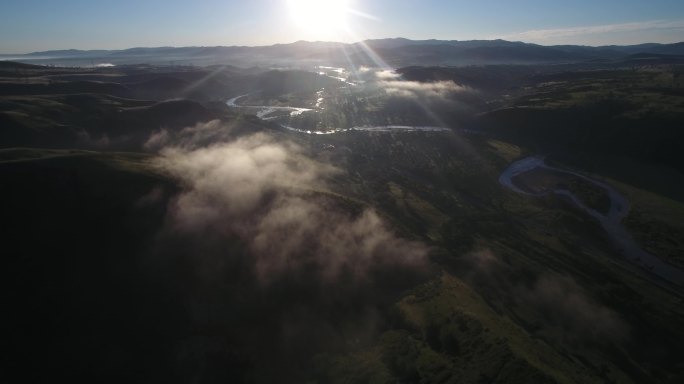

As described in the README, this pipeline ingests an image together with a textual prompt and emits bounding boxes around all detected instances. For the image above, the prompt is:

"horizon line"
[2,37,683,56]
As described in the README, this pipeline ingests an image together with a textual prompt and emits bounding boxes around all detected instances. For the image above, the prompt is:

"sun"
[288,0,350,37]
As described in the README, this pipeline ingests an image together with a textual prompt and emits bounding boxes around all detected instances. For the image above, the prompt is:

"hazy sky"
[1,0,683,53]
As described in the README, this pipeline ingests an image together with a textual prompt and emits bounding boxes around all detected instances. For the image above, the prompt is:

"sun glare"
[288,0,350,38]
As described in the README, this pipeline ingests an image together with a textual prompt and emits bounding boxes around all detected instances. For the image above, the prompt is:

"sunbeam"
[288,0,350,38]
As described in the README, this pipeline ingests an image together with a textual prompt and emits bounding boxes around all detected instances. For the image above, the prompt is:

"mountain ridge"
[17,38,684,56]
[4,38,684,67]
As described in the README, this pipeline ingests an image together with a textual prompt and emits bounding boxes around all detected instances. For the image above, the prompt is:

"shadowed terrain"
[2,55,684,383]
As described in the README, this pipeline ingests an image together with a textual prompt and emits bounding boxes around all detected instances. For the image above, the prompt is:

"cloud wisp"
[464,249,630,345]
[502,19,684,44]
[152,123,429,284]
[367,69,470,100]
[143,121,432,380]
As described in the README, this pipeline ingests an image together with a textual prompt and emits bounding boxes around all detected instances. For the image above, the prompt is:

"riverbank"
[500,156,684,288]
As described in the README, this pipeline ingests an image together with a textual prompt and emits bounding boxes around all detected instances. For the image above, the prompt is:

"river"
[500,156,684,287]
[226,94,450,135]
[229,88,684,288]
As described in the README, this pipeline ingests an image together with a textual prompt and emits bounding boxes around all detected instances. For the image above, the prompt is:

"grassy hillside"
[483,67,684,173]
[289,130,684,383]
[2,62,684,383]
[0,63,278,150]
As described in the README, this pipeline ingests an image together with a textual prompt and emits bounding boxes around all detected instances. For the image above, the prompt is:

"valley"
[2,52,684,383]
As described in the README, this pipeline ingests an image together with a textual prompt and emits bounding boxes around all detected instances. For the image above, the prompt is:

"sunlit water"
[500,156,684,287]
[226,93,450,135]
[315,88,325,109]
[315,66,357,86]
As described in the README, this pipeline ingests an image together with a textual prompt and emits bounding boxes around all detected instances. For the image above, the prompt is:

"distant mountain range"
[2,38,684,68]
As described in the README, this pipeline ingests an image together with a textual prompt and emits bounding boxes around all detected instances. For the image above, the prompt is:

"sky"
[1,0,683,53]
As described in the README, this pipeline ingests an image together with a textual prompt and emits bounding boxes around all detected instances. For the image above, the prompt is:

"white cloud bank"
[371,69,470,99]
[152,125,429,284]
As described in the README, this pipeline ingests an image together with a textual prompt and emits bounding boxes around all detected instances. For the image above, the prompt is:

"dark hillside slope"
[0,94,230,150]
[482,67,684,175]
[2,152,181,383]
[0,64,267,150]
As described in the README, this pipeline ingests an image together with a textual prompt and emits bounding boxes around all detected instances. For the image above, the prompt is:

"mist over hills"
[4,38,684,67]
[3,29,684,382]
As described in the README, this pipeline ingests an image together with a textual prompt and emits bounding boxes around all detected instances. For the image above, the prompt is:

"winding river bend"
[226,94,450,135]
[228,91,684,287]
[500,156,684,287]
